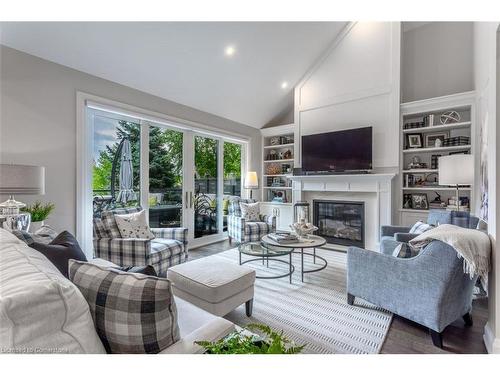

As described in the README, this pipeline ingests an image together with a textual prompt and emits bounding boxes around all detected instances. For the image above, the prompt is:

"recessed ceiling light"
[225,46,236,57]
[281,81,289,89]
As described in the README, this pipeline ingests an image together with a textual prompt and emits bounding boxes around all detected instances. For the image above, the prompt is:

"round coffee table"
[238,242,295,283]
[261,234,327,282]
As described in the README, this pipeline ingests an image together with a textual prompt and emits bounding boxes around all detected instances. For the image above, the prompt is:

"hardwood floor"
[188,239,488,354]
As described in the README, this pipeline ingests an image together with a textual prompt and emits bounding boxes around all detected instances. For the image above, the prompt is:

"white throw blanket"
[409,224,491,279]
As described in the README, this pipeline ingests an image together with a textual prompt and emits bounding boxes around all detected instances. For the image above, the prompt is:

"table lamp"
[0,164,45,230]
[438,155,473,211]
[244,171,259,199]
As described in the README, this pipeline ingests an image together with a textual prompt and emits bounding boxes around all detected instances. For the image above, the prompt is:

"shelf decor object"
[293,201,310,223]
[438,154,474,211]
[244,171,259,199]
[440,110,460,125]
[0,164,45,230]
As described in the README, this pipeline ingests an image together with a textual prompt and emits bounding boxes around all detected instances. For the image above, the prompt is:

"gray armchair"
[347,240,477,348]
[380,210,480,255]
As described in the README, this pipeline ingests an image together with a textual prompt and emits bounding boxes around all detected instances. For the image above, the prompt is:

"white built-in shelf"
[263,174,292,177]
[402,187,472,191]
[263,143,294,149]
[263,186,292,190]
[402,169,438,173]
[403,145,471,154]
[263,159,294,163]
[260,201,293,206]
[402,121,471,134]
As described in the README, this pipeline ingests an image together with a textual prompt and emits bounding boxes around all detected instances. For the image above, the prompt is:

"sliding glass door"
[88,106,245,248]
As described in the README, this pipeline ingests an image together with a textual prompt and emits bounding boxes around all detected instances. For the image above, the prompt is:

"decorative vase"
[29,220,44,233]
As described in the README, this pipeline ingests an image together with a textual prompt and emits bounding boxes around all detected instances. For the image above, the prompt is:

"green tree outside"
[93,121,241,195]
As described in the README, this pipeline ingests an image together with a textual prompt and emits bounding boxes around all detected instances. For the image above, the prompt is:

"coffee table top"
[238,242,293,257]
[261,234,326,249]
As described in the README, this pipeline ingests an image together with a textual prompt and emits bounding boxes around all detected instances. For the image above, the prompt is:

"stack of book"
[446,197,470,212]
[268,232,299,244]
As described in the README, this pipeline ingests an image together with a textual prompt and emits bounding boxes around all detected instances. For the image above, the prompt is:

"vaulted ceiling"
[0,22,346,128]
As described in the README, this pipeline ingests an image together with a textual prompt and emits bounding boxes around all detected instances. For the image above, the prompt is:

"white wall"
[0,45,262,234]
[294,22,400,171]
[473,22,500,354]
[402,22,474,103]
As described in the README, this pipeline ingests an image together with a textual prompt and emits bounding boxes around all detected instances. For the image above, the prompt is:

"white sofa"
[0,229,234,354]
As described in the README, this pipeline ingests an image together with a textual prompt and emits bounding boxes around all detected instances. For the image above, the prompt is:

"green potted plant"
[195,323,305,354]
[22,201,55,232]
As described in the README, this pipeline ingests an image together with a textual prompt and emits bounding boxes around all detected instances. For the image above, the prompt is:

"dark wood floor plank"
[188,239,488,354]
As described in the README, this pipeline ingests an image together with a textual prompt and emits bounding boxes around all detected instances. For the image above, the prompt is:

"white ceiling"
[0,22,346,128]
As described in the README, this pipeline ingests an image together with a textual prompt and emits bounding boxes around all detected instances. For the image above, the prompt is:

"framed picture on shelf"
[403,193,413,209]
[424,132,449,148]
[411,193,429,210]
[406,133,423,148]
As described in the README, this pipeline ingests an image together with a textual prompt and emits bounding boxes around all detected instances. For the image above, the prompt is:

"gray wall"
[0,45,261,233]
[402,22,474,103]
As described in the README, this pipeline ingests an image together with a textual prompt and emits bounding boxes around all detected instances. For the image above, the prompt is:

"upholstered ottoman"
[167,256,256,317]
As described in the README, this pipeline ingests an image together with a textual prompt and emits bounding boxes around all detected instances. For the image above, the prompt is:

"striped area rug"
[214,248,392,354]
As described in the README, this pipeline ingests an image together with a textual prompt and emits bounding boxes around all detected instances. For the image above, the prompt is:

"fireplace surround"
[313,200,365,248]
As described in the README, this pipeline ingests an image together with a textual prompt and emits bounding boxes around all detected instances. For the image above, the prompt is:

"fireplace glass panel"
[313,200,364,247]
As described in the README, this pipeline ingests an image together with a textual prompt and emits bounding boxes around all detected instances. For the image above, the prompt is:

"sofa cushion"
[69,260,180,354]
[167,256,255,304]
[0,229,106,354]
[409,221,434,234]
[93,218,108,239]
[244,221,271,235]
[30,231,87,278]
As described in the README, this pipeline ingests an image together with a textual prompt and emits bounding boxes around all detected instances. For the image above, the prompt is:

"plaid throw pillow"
[409,221,434,235]
[69,260,180,354]
[229,198,255,217]
[392,242,419,258]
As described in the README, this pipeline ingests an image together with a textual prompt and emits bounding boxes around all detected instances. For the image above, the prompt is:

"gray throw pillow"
[69,260,180,354]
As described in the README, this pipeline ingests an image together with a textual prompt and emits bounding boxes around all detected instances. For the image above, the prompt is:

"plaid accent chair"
[93,207,188,277]
[227,198,276,243]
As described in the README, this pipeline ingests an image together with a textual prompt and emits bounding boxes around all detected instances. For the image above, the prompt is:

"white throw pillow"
[409,221,434,235]
[114,210,155,239]
[240,202,260,222]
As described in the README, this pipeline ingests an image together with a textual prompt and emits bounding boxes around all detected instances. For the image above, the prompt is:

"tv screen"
[301,127,372,172]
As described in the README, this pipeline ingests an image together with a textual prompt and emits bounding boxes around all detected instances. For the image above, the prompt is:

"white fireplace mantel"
[289,173,396,250]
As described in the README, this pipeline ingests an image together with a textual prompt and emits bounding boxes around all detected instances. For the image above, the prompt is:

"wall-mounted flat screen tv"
[301,127,373,173]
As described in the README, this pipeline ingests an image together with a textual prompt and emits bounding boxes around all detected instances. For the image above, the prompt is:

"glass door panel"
[92,112,141,217]
[194,135,220,239]
[148,125,184,228]
[223,141,242,232]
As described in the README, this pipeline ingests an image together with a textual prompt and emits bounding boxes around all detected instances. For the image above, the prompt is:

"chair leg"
[429,329,443,348]
[245,299,253,317]
[463,312,473,327]
[347,293,355,305]
[228,236,232,245]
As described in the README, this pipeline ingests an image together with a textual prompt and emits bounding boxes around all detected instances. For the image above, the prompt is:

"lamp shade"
[0,164,45,195]
[244,171,259,189]
[438,155,474,186]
